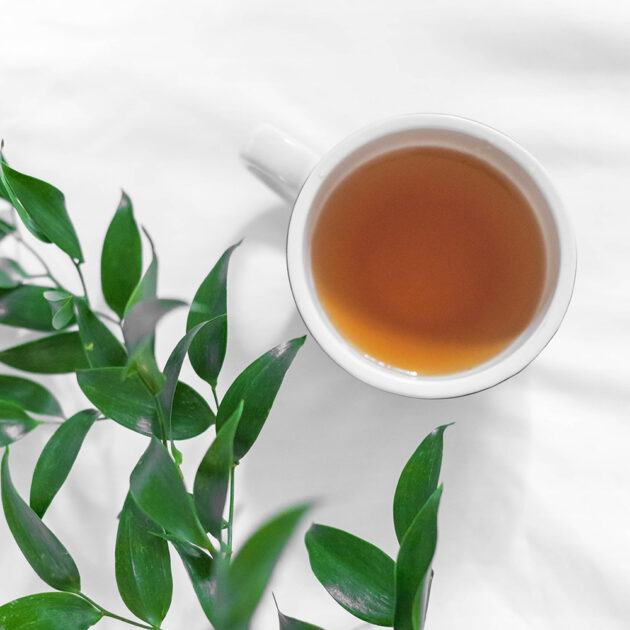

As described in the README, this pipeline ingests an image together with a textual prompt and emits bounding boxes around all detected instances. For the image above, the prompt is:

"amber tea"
[310,146,547,375]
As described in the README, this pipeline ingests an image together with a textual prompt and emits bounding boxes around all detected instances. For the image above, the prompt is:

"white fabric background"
[1,1,629,629]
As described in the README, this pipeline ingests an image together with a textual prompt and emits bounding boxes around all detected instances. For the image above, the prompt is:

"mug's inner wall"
[303,127,561,378]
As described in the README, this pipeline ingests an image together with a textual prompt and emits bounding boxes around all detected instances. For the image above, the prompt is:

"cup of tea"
[241,114,576,398]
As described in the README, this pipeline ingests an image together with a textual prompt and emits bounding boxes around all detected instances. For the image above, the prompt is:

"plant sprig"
[0,147,450,629]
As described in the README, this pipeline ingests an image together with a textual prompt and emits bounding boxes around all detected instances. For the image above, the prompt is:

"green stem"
[93,309,120,325]
[211,385,220,413]
[15,234,69,292]
[226,464,235,560]
[154,398,169,449]
[73,260,90,305]
[78,594,157,630]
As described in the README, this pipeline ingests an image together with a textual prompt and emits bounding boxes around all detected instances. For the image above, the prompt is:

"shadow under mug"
[241,114,577,398]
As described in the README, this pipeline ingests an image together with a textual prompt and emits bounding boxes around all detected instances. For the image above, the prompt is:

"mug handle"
[240,124,320,203]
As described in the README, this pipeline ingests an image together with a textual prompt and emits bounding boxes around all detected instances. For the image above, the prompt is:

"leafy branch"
[0,147,450,629]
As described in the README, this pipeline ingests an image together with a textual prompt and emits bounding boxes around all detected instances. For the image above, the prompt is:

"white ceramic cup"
[241,114,576,398]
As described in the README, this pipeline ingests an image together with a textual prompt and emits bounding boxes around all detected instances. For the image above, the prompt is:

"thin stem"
[78,594,157,630]
[154,398,169,449]
[73,260,90,305]
[15,234,68,292]
[41,419,64,426]
[211,385,220,413]
[93,309,120,325]
[101,610,156,630]
[226,465,235,560]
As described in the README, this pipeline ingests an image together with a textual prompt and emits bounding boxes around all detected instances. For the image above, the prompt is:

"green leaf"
[77,367,213,439]
[0,592,102,629]
[394,486,442,630]
[0,400,41,446]
[1,449,81,592]
[0,155,50,243]
[0,285,59,331]
[52,299,74,330]
[0,218,16,240]
[213,503,310,630]
[167,537,215,622]
[44,290,75,331]
[158,318,225,436]
[122,298,184,396]
[186,243,240,387]
[305,524,395,626]
[393,425,450,544]
[123,298,186,355]
[0,374,62,416]
[101,191,142,319]
[0,157,83,261]
[124,340,165,396]
[217,336,305,461]
[275,597,326,630]
[193,401,243,537]
[0,257,28,289]
[0,332,89,374]
[73,298,127,367]
[130,437,210,549]
[124,228,157,315]
[115,493,172,627]
[29,409,98,517]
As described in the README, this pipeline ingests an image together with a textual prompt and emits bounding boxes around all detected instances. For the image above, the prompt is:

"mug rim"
[286,113,577,398]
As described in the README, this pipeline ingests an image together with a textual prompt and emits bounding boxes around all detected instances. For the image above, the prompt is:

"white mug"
[241,114,576,398]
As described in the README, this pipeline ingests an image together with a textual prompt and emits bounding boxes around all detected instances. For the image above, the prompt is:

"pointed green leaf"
[411,570,433,630]
[30,409,99,517]
[0,332,89,374]
[73,298,127,367]
[130,437,210,549]
[158,318,225,435]
[0,218,16,240]
[77,367,213,439]
[0,158,83,261]
[214,503,310,630]
[51,299,74,330]
[0,400,41,446]
[394,425,450,543]
[125,340,165,396]
[186,243,239,387]
[394,486,442,630]
[0,285,59,331]
[1,449,81,592]
[115,493,172,627]
[44,291,74,331]
[123,298,186,355]
[168,537,215,622]
[217,336,305,461]
[0,269,18,289]
[275,598,326,630]
[193,401,243,537]
[124,229,157,315]
[0,156,10,201]
[122,298,184,396]
[0,374,62,416]
[0,156,51,243]
[305,524,395,626]
[101,191,142,318]
[0,257,28,288]
[0,593,102,629]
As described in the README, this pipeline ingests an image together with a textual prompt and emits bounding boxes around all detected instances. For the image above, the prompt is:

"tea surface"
[311,146,546,374]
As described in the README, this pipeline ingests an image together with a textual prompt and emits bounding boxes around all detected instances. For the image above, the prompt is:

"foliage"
[0,150,450,629]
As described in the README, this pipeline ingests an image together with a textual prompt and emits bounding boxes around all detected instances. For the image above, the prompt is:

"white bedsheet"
[1,1,628,628]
